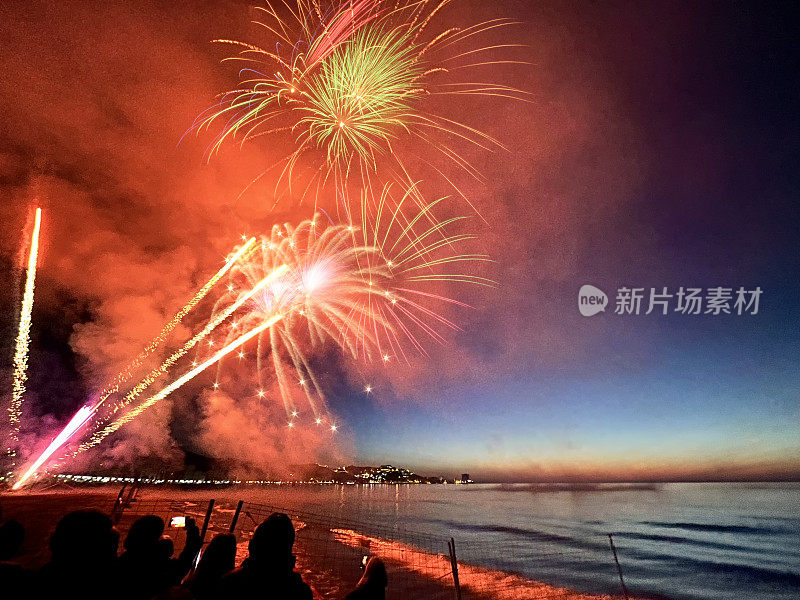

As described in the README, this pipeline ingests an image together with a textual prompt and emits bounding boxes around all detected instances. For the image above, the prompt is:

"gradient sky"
[1,0,798,481]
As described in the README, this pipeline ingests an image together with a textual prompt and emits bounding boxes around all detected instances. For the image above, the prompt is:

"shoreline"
[0,489,632,599]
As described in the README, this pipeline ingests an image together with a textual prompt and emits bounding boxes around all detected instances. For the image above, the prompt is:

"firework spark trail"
[303,0,381,68]
[93,237,256,404]
[11,259,284,485]
[14,280,287,488]
[96,313,284,439]
[75,264,289,454]
[6,207,42,464]
[12,402,97,490]
[14,204,489,485]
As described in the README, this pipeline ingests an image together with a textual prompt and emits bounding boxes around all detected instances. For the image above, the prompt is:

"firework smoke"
[91,236,257,405]
[74,264,289,455]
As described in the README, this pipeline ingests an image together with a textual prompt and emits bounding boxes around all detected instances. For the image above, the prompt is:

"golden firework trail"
[88,313,284,444]
[14,269,287,487]
[75,264,288,454]
[92,237,256,405]
[6,207,42,465]
[10,244,274,482]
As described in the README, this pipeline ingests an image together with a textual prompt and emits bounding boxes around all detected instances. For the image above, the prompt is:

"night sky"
[1,0,798,481]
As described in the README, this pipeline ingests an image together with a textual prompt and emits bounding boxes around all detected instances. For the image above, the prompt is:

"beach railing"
[1,491,633,600]
[107,495,633,600]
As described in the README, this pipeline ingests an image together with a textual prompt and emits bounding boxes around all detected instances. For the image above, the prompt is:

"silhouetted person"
[0,518,24,560]
[37,510,120,600]
[118,515,201,600]
[183,533,237,600]
[345,557,388,600]
[0,518,29,597]
[117,515,169,600]
[174,517,203,580]
[216,512,312,600]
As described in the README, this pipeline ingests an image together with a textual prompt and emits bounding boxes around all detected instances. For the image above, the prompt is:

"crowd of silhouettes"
[0,504,388,599]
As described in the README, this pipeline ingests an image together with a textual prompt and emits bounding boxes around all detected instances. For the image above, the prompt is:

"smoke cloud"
[1,0,657,474]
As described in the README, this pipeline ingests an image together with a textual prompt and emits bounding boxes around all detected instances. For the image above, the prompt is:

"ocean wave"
[641,521,779,535]
[427,518,610,552]
[466,483,664,494]
[618,531,751,553]
[619,547,800,587]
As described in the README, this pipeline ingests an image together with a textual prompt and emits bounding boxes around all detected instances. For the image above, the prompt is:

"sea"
[227,481,800,600]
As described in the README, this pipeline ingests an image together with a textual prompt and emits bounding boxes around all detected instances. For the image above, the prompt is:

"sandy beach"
[0,487,630,599]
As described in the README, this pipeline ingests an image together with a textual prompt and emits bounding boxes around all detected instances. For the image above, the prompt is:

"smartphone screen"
[170,516,186,528]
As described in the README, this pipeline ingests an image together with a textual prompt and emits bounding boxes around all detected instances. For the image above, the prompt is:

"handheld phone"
[169,516,186,528]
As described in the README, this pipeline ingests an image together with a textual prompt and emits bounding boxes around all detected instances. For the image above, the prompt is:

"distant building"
[457,473,473,484]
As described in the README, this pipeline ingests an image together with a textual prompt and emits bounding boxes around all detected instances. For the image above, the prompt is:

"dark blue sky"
[330,1,800,479]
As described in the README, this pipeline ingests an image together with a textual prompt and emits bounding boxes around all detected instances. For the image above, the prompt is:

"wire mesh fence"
[116,495,631,600]
[3,488,634,600]
[234,500,458,600]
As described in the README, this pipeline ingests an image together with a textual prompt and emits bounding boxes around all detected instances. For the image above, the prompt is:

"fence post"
[229,500,244,533]
[448,538,463,600]
[111,485,126,523]
[199,499,215,545]
[607,533,629,600]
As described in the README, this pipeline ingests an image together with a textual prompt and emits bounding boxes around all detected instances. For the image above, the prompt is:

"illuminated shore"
[0,489,634,600]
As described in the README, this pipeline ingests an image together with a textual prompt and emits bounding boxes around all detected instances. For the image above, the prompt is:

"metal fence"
[1,488,632,599]
[104,490,632,600]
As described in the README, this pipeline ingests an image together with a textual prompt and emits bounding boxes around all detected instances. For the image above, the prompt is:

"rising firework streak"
[13,314,283,489]
[76,264,289,454]
[11,244,271,486]
[12,402,97,489]
[7,207,42,465]
[84,313,285,445]
[94,237,256,404]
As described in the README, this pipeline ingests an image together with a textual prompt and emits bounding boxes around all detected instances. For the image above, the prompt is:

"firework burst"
[12,193,490,487]
[206,195,493,424]
[191,0,525,214]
